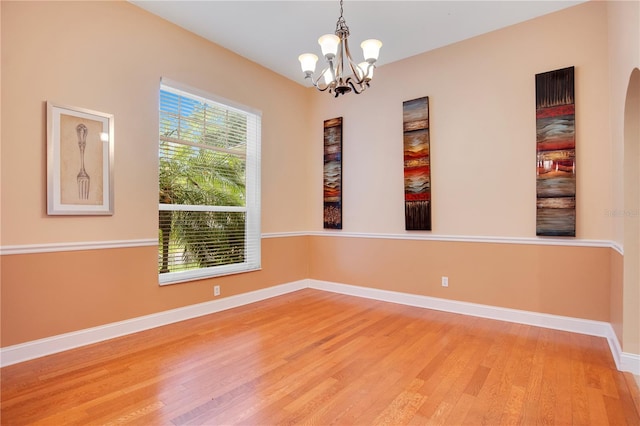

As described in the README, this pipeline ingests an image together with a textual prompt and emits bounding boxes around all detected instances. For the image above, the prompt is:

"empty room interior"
[1,0,640,424]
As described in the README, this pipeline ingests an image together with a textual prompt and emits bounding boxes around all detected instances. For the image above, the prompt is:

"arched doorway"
[623,68,640,355]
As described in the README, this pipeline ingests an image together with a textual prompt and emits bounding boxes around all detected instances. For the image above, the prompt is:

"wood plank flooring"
[1,289,639,425]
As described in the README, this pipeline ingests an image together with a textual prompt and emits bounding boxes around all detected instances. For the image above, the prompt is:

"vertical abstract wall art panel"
[403,97,431,230]
[324,117,342,229]
[535,66,576,236]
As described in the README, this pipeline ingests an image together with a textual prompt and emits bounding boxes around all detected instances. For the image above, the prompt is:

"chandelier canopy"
[298,0,382,97]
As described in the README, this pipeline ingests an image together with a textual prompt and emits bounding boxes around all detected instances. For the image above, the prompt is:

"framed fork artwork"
[47,102,114,215]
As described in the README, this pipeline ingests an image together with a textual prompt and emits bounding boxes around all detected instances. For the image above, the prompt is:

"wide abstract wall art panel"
[535,66,576,237]
[403,97,431,230]
[324,117,342,229]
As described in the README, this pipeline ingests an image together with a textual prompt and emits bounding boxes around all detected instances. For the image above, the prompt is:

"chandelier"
[298,0,382,97]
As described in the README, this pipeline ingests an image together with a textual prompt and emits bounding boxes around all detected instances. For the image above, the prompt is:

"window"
[158,79,261,285]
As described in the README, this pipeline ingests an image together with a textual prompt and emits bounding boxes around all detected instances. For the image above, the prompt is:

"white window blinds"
[158,79,261,285]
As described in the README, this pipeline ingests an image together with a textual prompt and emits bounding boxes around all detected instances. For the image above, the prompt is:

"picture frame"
[535,67,575,236]
[47,101,114,215]
[403,96,431,231]
[323,117,342,229]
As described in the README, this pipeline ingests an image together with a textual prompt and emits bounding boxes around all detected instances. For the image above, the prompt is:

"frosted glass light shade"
[298,53,318,73]
[323,68,336,85]
[318,34,340,58]
[358,62,374,80]
[361,39,382,62]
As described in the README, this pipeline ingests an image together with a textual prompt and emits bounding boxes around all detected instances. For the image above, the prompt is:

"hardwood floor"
[1,289,639,425]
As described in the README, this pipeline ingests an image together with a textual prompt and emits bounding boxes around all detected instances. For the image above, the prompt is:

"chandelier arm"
[310,63,336,91]
[359,62,375,84]
[336,34,346,86]
[345,76,369,94]
[343,36,367,85]
[312,81,332,92]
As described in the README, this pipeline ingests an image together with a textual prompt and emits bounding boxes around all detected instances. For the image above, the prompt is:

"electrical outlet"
[441,276,449,287]
[214,285,220,296]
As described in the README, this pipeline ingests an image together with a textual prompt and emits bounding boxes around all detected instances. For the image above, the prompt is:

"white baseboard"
[607,331,640,377]
[620,353,640,378]
[308,279,640,376]
[2,278,638,377]
[0,280,308,367]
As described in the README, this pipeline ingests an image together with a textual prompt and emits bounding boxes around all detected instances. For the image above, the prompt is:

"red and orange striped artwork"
[403,97,431,230]
[535,67,575,236]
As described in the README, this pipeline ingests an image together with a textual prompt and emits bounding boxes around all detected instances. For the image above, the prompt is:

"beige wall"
[1,237,309,346]
[1,0,636,361]
[0,1,312,246]
[611,249,624,343]
[310,237,611,321]
[309,1,610,239]
[0,1,312,347]
[307,2,614,317]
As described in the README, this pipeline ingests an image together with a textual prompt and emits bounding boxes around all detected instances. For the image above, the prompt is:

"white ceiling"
[130,0,585,86]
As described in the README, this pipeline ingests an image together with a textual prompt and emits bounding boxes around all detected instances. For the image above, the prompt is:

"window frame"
[158,78,261,285]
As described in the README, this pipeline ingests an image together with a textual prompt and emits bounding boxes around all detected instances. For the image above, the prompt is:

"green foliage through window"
[158,81,261,283]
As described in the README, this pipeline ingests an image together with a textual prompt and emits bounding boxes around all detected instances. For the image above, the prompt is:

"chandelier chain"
[335,0,349,37]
